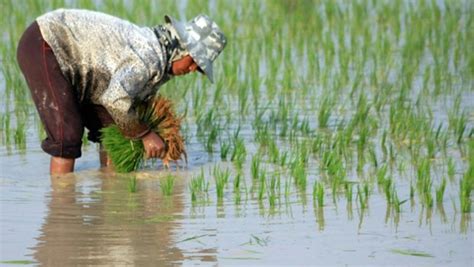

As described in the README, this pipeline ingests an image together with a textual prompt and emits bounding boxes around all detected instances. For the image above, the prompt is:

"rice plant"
[214,167,230,199]
[344,182,353,203]
[258,170,266,202]
[291,159,307,191]
[251,155,260,180]
[436,177,447,205]
[357,185,368,211]
[460,142,473,212]
[267,174,280,209]
[313,181,324,207]
[391,188,406,214]
[189,168,209,202]
[220,141,231,160]
[230,136,246,170]
[161,174,175,196]
[417,158,433,208]
[447,158,456,180]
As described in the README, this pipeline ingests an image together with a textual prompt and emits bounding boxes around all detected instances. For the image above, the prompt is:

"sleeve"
[99,66,151,139]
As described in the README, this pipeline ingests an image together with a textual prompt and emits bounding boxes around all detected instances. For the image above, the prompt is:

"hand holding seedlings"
[101,95,188,172]
[142,132,166,159]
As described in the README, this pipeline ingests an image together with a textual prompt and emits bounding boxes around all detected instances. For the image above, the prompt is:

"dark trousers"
[16,21,113,158]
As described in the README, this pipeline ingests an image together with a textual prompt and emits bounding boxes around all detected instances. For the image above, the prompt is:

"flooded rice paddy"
[1,0,473,266]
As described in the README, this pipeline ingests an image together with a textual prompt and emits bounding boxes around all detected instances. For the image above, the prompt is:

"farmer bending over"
[17,9,226,175]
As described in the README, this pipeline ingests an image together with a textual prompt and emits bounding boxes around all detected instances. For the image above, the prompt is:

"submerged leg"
[50,157,75,175]
[99,144,114,170]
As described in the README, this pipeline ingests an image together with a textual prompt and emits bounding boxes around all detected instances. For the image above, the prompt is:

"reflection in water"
[460,213,471,234]
[26,167,471,265]
[436,203,448,224]
[346,201,353,221]
[314,206,325,231]
[33,173,189,265]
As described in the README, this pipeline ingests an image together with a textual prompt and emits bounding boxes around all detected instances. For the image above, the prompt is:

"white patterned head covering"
[164,14,227,83]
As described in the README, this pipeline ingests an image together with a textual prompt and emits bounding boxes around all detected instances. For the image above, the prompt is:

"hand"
[142,132,166,159]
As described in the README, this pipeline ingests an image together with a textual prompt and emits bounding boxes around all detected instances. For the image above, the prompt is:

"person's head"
[165,14,227,83]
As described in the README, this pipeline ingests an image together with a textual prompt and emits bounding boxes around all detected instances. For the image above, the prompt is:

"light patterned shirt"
[37,9,177,138]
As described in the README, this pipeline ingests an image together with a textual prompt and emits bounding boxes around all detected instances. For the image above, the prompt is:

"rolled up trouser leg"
[16,21,83,158]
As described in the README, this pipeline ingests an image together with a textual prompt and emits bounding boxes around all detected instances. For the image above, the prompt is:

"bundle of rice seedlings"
[101,95,187,173]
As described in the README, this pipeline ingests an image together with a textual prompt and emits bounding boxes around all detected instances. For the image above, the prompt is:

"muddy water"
[1,142,472,266]
[1,1,473,265]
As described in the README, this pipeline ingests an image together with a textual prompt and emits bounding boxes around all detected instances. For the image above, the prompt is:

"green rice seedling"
[436,177,447,205]
[454,111,467,144]
[161,174,175,196]
[231,137,246,170]
[318,95,333,128]
[267,175,279,209]
[388,144,397,163]
[369,146,378,168]
[357,125,370,159]
[300,117,312,136]
[251,155,260,180]
[189,168,209,202]
[279,121,289,138]
[376,164,389,185]
[447,158,456,180]
[279,151,288,166]
[128,175,138,193]
[311,133,324,155]
[398,161,406,177]
[424,189,434,209]
[205,125,218,153]
[322,149,345,181]
[344,182,353,203]
[425,133,436,159]
[363,182,370,202]
[460,167,472,213]
[383,178,393,204]
[291,159,307,191]
[416,158,434,208]
[14,121,26,152]
[357,185,367,211]
[238,80,249,115]
[459,139,474,213]
[268,140,280,164]
[313,181,324,207]
[284,177,291,200]
[268,189,276,209]
[233,173,241,192]
[434,123,443,142]
[214,167,230,199]
[189,183,197,202]
[331,179,339,205]
[255,122,270,147]
[381,130,388,158]
[220,141,230,160]
[391,188,407,214]
[258,170,266,202]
